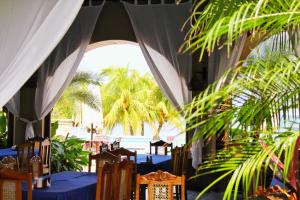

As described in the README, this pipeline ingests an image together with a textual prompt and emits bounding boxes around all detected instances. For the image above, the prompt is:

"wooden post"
[90,123,94,149]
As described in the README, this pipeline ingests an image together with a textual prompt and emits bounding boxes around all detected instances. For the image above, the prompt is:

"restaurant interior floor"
[187,190,224,200]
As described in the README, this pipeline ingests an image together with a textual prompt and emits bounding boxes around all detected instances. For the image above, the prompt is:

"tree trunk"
[153,123,163,140]
[141,122,144,136]
[130,126,134,136]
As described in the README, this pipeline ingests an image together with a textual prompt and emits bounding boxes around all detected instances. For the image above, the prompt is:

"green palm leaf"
[184,54,300,199]
[183,0,300,60]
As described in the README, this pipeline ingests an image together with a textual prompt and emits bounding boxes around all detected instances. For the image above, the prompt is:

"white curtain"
[190,35,247,169]
[290,28,300,57]
[7,5,103,139]
[123,2,192,110]
[208,35,247,84]
[0,0,84,108]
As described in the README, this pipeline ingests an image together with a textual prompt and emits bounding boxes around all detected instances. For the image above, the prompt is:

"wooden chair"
[150,140,173,155]
[30,156,42,179]
[116,160,134,200]
[40,138,51,175]
[27,136,44,152]
[171,147,182,176]
[109,148,137,199]
[0,157,17,170]
[100,143,109,153]
[181,146,189,177]
[0,168,32,200]
[95,162,119,200]
[88,151,119,173]
[26,137,51,175]
[171,146,189,200]
[136,170,185,200]
[110,140,120,151]
[16,142,35,172]
[109,147,137,163]
[95,160,134,200]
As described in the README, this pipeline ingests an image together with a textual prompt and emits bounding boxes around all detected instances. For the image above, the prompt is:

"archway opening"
[52,40,186,153]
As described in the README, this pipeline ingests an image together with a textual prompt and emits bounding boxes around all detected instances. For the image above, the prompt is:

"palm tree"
[147,82,183,140]
[52,72,102,121]
[182,0,300,60]
[101,67,152,135]
[101,67,183,138]
[182,1,300,198]
[184,51,300,199]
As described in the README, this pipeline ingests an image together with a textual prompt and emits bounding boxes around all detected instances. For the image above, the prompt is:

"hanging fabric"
[123,1,192,110]
[208,35,247,84]
[0,0,84,107]
[6,5,103,140]
[190,35,247,169]
[290,28,300,57]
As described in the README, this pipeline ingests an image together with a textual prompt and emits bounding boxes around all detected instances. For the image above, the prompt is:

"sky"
[78,44,150,74]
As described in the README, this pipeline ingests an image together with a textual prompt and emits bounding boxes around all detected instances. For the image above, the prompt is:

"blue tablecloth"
[22,172,97,200]
[136,154,171,174]
[0,148,17,159]
[136,154,171,165]
[0,148,39,159]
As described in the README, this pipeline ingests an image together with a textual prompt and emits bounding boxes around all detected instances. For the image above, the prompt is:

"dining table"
[22,171,97,200]
[136,154,171,174]
[0,148,172,173]
[0,147,39,160]
[19,155,170,200]
[0,148,18,159]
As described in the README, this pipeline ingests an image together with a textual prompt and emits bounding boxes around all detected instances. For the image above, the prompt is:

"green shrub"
[51,134,89,173]
[0,112,7,148]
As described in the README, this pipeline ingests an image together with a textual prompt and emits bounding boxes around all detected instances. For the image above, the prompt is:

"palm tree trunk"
[153,123,163,140]
[141,122,144,136]
[130,126,134,136]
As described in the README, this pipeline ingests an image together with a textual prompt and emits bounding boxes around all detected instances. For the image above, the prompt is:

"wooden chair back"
[95,162,119,200]
[136,170,185,200]
[88,151,119,173]
[181,146,189,176]
[110,140,120,151]
[116,160,134,200]
[100,143,109,153]
[171,146,189,175]
[171,146,182,176]
[16,142,35,172]
[95,160,134,200]
[27,136,44,153]
[30,156,42,179]
[150,140,173,155]
[0,157,17,171]
[40,138,51,175]
[109,147,137,163]
[0,168,32,200]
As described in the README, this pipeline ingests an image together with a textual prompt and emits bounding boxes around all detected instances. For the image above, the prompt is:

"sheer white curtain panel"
[123,2,192,110]
[0,0,84,108]
[191,35,247,168]
[290,28,300,57]
[7,5,102,139]
[208,35,247,84]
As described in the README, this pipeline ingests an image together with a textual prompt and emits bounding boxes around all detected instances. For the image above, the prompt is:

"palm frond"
[68,89,101,112]
[184,55,300,199]
[182,0,300,60]
[71,71,102,86]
